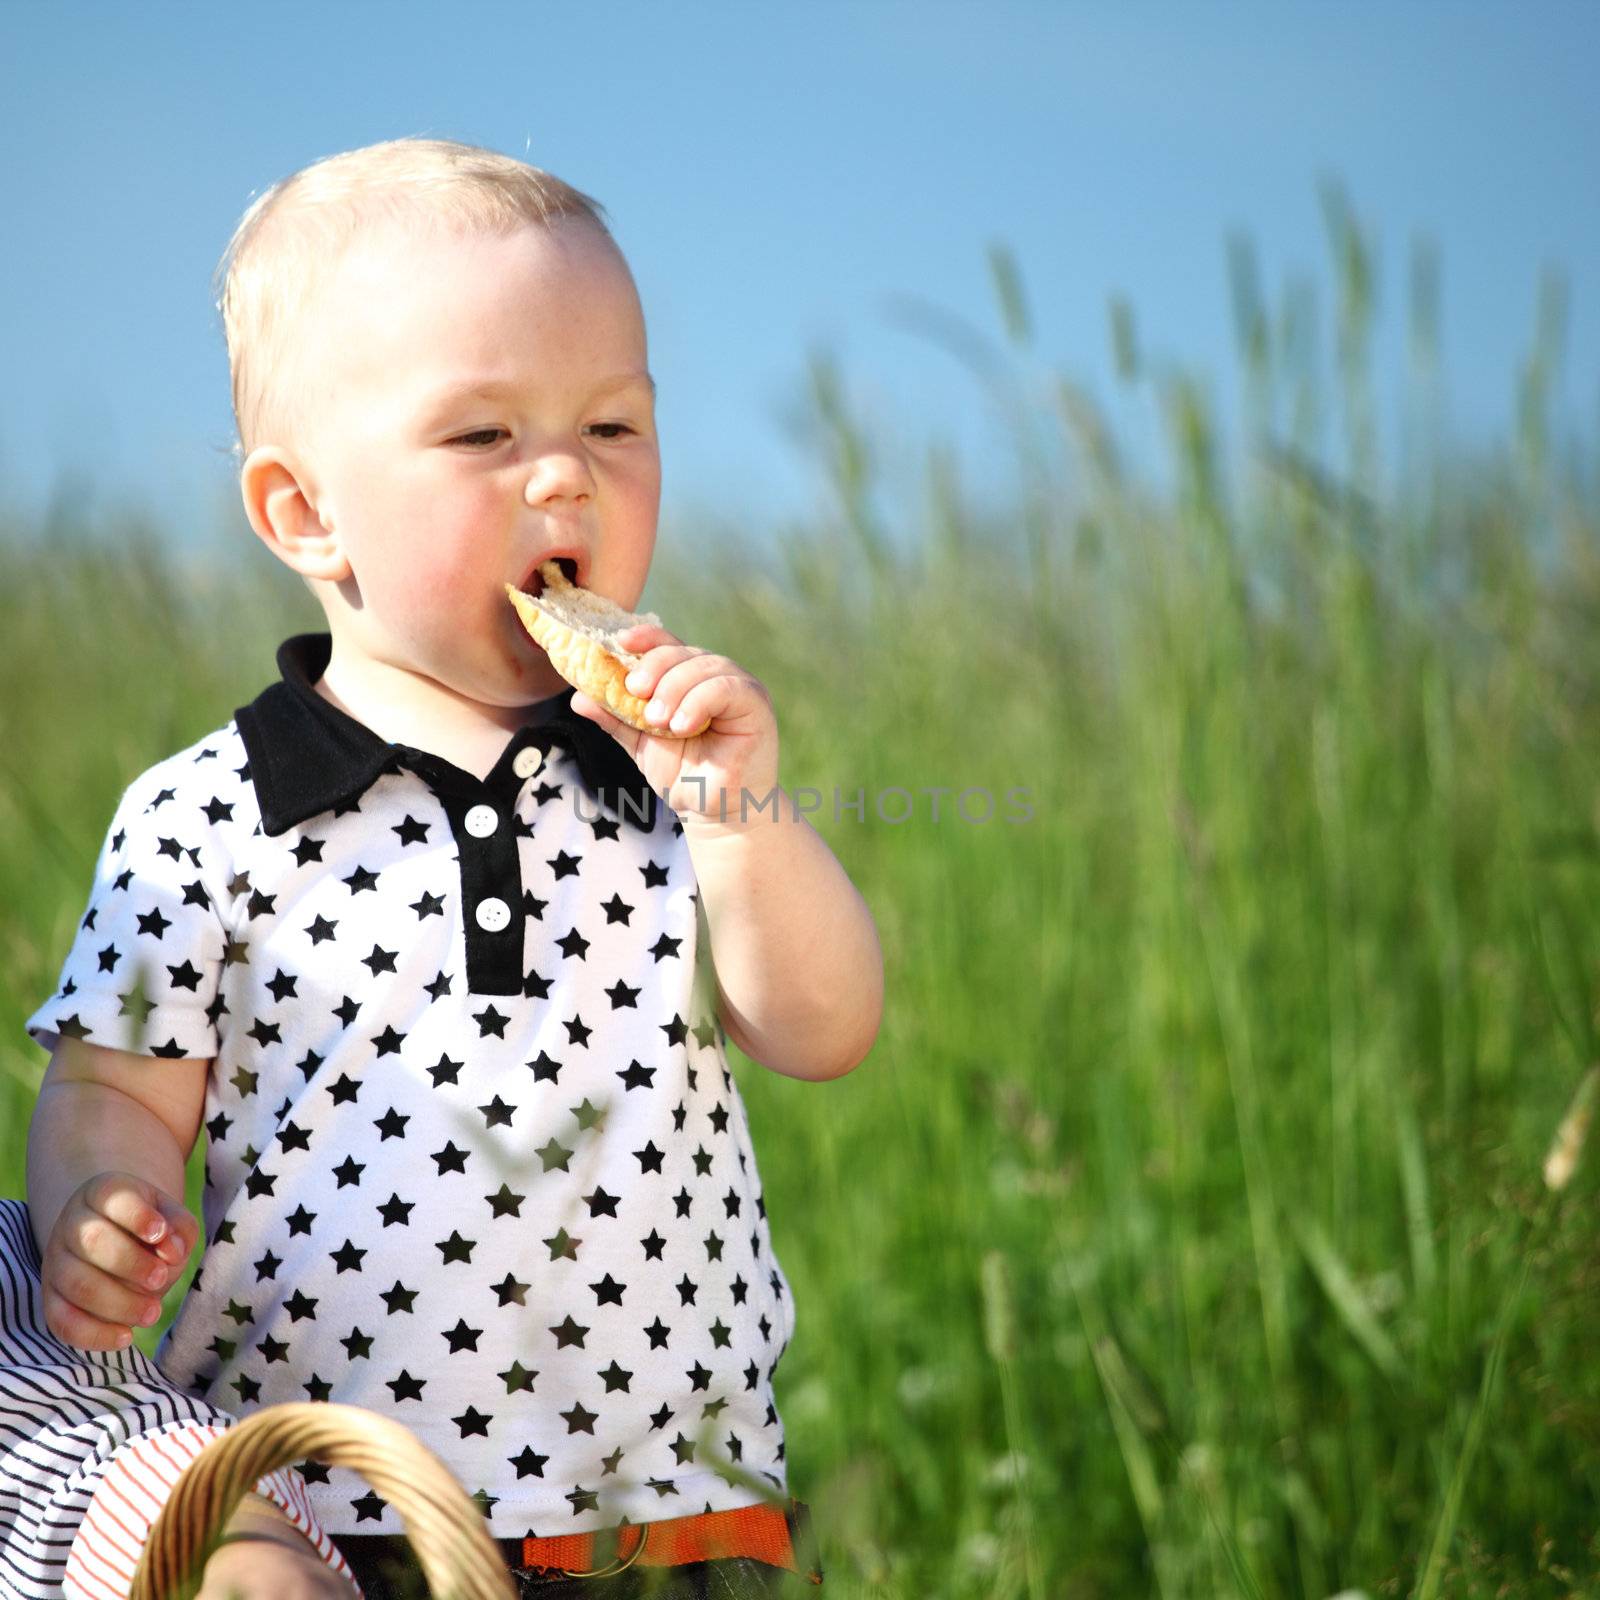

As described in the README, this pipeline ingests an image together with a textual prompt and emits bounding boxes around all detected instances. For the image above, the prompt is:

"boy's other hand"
[39,1172,199,1351]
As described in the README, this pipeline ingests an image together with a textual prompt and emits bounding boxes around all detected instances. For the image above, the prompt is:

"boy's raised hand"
[40,1172,198,1351]
[568,623,781,831]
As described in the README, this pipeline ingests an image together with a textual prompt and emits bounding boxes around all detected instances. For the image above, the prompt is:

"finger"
[40,1280,137,1351]
[620,642,705,702]
[85,1171,186,1250]
[50,1238,167,1327]
[637,656,742,730]
[64,1202,175,1291]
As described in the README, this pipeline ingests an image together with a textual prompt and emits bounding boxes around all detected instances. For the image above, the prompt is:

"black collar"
[234,634,657,838]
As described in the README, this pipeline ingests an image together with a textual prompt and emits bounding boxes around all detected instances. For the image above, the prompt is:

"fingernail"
[142,1219,165,1243]
[626,672,647,692]
[646,699,667,721]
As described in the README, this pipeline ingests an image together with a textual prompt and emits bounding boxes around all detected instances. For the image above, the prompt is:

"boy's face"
[268,216,661,708]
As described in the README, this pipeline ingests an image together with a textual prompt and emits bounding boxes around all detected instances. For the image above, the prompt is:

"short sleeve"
[25,767,231,1062]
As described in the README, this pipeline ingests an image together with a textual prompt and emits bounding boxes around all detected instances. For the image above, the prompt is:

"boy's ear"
[239,446,351,583]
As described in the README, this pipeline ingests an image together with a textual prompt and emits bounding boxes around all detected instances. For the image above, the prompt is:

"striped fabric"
[0,1198,360,1599]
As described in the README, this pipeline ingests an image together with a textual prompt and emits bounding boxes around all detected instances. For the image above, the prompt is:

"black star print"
[291,836,324,866]
[374,1107,409,1140]
[650,933,682,962]
[377,1193,413,1227]
[550,1314,589,1349]
[390,1363,428,1401]
[426,1054,463,1087]
[307,914,338,945]
[600,893,633,925]
[561,1400,599,1435]
[266,968,299,1002]
[549,850,581,880]
[619,1060,654,1092]
[372,1024,406,1056]
[362,944,399,977]
[499,1359,537,1394]
[379,1281,418,1315]
[136,907,172,940]
[283,1289,318,1322]
[327,1241,366,1280]
[169,960,202,992]
[478,1096,515,1129]
[473,1004,509,1039]
[412,890,446,919]
[491,1272,530,1307]
[605,979,640,1009]
[453,1404,492,1438]
[432,1141,470,1175]
[443,1319,482,1354]
[393,814,431,846]
[341,1327,374,1360]
[343,865,379,894]
[351,1492,386,1524]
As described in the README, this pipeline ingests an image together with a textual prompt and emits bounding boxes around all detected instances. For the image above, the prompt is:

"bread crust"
[505,577,711,739]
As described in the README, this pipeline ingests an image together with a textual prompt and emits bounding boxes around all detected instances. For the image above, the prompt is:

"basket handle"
[130,1401,516,1600]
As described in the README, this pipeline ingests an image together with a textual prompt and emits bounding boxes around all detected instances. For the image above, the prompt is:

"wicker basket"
[129,1401,516,1600]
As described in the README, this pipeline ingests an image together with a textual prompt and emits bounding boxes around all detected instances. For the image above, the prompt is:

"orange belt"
[516,1496,818,1580]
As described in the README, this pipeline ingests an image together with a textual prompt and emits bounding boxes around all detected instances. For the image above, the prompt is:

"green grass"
[4,178,1599,1596]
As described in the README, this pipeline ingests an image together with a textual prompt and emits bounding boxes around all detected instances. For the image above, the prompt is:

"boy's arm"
[26,1036,209,1260]
[683,788,884,1082]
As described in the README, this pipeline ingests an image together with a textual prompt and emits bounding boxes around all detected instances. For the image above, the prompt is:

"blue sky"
[1,0,1595,562]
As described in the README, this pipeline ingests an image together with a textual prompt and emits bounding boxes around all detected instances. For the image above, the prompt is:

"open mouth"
[520,556,580,599]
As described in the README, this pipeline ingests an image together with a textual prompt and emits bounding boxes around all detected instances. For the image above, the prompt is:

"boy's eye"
[450,424,635,448]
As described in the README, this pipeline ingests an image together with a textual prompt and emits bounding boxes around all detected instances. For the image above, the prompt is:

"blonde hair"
[212,136,615,467]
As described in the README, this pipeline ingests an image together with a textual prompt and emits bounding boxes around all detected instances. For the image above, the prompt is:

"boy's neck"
[312,638,560,784]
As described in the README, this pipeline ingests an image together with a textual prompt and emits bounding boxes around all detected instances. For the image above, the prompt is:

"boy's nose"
[523,457,594,506]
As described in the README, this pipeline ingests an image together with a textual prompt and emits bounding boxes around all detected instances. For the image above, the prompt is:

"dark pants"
[331,1501,824,1598]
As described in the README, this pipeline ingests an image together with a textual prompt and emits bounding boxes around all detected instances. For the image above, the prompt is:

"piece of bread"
[505,562,711,738]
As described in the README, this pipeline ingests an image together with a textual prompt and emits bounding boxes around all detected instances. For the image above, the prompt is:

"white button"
[475,897,511,932]
[465,804,499,838]
[513,746,545,780]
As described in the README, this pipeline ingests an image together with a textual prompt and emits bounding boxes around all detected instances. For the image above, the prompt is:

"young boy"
[20,136,881,1597]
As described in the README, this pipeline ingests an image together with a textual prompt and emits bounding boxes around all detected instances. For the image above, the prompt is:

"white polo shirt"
[24,633,797,1540]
